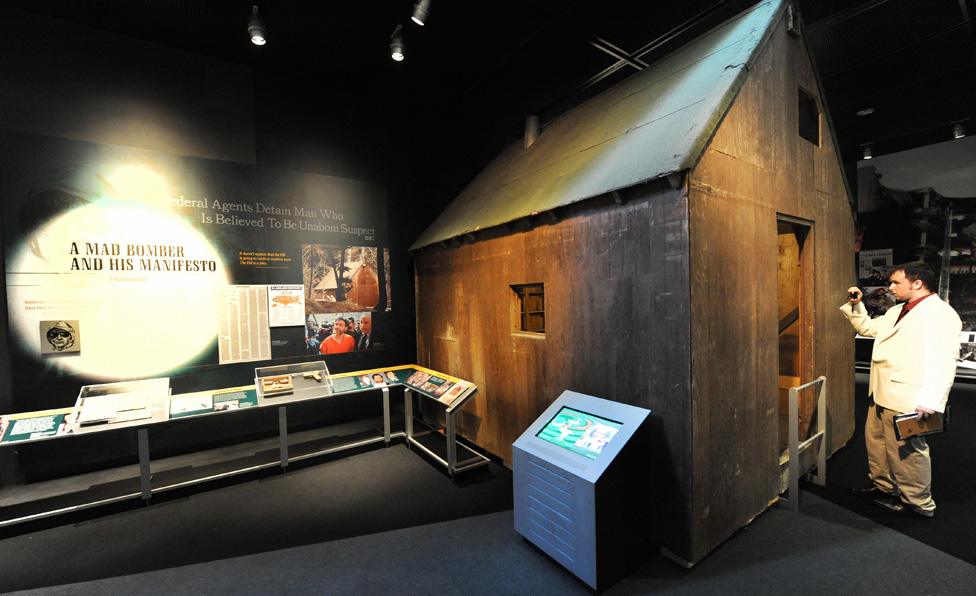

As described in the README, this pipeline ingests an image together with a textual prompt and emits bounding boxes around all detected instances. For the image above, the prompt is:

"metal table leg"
[137,428,151,500]
[446,410,457,477]
[404,389,414,446]
[278,406,288,468]
[382,387,391,444]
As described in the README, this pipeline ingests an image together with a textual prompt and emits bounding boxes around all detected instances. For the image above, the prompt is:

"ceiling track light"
[390,24,405,62]
[411,0,432,26]
[861,144,873,160]
[953,122,966,139]
[248,5,267,46]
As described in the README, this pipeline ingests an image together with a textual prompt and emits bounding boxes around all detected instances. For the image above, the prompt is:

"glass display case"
[254,360,333,403]
[0,364,481,529]
[69,377,171,434]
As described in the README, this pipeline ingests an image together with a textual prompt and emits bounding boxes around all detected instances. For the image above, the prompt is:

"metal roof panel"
[412,0,783,250]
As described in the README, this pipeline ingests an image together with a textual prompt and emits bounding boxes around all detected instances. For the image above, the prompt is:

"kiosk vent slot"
[526,459,573,495]
[523,454,577,562]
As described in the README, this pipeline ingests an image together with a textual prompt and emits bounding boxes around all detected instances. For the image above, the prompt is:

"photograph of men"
[356,314,374,350]
[841,263,961,518]
[319,317,355,355]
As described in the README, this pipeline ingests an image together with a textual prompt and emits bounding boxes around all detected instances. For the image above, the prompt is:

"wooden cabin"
[411,0,855,566]
[313,260,378,308]
[346,261,380,308]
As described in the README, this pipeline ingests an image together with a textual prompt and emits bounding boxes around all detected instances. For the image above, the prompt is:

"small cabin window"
[798,88,820,146]
[512,283,545,334]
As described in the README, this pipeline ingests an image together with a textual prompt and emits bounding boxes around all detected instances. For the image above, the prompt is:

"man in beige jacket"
[840,263,961,518]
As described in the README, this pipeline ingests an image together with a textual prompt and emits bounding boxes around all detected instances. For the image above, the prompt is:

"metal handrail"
[778,375,827,511]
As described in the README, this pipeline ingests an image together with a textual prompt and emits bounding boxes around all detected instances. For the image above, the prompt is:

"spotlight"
[248,5,267,46]
[862,144,873,160]
[953,122,966,139]
[390,25,405,62]
[855,107,875,117]
[411,0,432,26]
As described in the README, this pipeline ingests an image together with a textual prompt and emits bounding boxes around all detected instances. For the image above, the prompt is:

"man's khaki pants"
[865,402,936,512]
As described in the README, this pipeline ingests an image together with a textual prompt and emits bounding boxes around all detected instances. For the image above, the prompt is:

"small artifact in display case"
[261,375,294,396]
[72,377,169,431]
[255,361,332,401]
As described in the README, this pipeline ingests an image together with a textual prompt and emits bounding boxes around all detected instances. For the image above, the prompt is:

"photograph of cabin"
[304,245,385,311]
[311,261,376,304]
[412,0,856,565]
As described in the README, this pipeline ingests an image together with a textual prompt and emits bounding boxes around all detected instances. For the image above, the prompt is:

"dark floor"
[806,373,976,565]
[7,488,976,595]
[2,374,975,594]
[0,441,512,592]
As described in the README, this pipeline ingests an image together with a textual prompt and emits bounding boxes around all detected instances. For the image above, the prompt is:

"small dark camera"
[849,291,859,300]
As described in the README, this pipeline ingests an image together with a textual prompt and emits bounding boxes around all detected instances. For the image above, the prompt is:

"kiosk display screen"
[536,406,622,460]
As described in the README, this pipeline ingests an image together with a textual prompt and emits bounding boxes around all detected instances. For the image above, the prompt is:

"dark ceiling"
[6,0,976,190]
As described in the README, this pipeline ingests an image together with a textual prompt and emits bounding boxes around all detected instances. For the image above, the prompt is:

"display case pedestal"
[404,388,489,477]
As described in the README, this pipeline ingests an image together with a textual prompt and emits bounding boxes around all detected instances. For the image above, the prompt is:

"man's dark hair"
[892,262,936,290]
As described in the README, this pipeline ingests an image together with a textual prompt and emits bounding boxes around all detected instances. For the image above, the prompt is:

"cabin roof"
[313,261,366,290]
[411,0,783,251]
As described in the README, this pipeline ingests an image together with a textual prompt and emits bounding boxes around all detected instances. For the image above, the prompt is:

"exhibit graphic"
[8,196,230,379]
[440,380,472,405]
[267,284,306,327]
[305,311,374,355]
[419,376,448,394]
[302,244,390,313]
[1,130,390,407]
[213,391,257,411]
[169,393,215,418]
[858,248,893,280]
[218,285,271,365]
[536,407,622,460]
[330,376,360,393]
[405,370,432,386]
[0,413,68,443]
[169,389,258,418]
[40,320,81,355]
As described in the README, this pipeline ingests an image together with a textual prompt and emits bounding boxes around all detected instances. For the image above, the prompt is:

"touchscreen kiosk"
[536,406,622,460]
[513,390,651,590]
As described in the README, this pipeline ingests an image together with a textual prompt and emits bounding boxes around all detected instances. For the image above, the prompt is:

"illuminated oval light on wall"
[8,189,229,380]
[104,164,173,209]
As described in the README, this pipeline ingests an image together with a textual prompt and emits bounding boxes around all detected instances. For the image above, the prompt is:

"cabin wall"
[687,18,855,562]
[414,181,696,556]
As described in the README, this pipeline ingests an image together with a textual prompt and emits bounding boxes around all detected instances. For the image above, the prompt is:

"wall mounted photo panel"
[0,130,390,409]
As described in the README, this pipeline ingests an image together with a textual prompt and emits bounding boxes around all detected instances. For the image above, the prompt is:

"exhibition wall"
[0,9,413,418]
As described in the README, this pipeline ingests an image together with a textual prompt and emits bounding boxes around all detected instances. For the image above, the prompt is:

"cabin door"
[777,218,814,451]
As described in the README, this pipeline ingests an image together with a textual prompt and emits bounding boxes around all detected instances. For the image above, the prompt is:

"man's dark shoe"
[907,505,935,518]
[873,496,936,518]
[873,495,905,513]
[851,485,894,497]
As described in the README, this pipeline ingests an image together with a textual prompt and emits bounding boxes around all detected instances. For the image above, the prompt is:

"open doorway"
[777,217,814,452]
